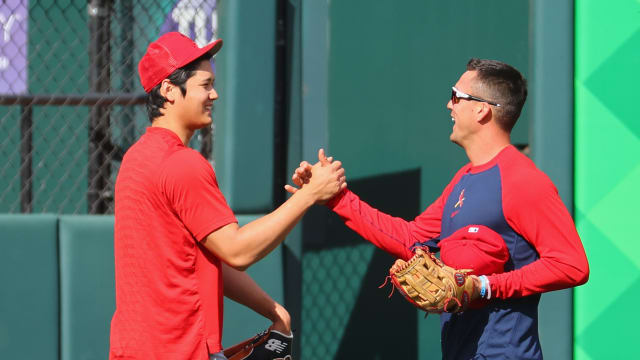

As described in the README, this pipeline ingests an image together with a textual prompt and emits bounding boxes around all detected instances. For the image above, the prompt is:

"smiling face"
[172,59,218,130]
[446,70,487,147]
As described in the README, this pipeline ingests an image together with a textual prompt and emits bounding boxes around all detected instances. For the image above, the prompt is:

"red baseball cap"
[138,32,223,93]
[438,225,509,276]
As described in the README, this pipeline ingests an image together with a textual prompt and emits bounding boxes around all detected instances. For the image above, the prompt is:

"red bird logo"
[454,189,465,209]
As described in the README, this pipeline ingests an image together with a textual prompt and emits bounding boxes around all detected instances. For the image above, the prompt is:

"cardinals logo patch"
[451,189,465,218]
[454,189,465,208]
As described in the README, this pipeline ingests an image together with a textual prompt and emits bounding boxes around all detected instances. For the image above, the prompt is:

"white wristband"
[484,276,492,300]
[479,275,492,300]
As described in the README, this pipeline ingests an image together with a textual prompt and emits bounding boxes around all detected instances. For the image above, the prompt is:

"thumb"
[284,184,298,194]
[318,148,330,166]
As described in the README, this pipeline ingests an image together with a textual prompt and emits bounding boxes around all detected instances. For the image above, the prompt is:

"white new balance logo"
[265,339,288,353]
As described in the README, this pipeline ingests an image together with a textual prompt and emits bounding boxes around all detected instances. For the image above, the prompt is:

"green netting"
[301,244,375,359]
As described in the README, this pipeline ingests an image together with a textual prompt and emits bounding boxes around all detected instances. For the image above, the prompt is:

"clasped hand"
[284,149,347,204]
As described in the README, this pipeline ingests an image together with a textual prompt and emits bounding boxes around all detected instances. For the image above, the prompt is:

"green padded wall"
[0,214,59,360]
[58,216,115,360]
[214,0,277,213]
[574,1,640,359]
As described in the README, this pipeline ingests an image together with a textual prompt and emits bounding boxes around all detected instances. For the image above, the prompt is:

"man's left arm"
[487,177,589,299]
[222,263,291,335]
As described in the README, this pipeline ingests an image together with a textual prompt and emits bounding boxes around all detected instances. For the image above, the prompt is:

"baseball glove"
[388,247,478,313]
[223,327,293,360]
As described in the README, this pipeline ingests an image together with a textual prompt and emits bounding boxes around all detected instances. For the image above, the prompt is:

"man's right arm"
[202,150,345,271]
[286,156,448,260]
[327,189,444,260]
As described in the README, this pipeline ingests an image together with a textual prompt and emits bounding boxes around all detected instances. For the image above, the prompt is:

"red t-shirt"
[110,127,237,360]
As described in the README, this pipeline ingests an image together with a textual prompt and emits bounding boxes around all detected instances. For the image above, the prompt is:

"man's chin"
[191,120,213,131]
[449,134,462,147]
[200,117,213,127]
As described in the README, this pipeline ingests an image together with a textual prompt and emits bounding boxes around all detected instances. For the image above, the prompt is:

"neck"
[151,116,194,145]
[464,131,511,166]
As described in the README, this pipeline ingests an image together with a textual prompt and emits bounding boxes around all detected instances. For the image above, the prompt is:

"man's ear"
[475,103,492,124]
[160,79,177,103]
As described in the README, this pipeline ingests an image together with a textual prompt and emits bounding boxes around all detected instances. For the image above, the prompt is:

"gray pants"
[209,351,228,360]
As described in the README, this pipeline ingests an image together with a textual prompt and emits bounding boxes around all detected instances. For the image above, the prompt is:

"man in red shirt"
[109,32,346,360]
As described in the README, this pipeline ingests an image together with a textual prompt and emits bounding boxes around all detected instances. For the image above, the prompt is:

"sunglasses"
[451,87,501,107]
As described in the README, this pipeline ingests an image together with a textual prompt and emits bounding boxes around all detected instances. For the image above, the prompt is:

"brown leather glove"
[389,247,479,313]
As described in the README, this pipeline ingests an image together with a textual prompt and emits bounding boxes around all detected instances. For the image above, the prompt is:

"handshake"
[284,149,347,204]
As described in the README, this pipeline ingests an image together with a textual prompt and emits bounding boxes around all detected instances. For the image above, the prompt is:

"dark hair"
[145,54,212,122]
[466,58,528,132]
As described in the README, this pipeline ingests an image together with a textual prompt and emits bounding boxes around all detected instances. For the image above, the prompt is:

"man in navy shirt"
[287,59,589,359]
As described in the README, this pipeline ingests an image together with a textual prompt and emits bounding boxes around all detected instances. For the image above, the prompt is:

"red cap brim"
[199,39,223,62]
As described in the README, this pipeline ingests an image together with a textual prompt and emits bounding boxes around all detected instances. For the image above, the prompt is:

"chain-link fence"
[0,0,218,214]
[299,189,422,359]
[301,244,376,359]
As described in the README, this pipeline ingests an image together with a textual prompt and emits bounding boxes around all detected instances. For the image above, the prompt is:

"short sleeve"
[161,149,237,241]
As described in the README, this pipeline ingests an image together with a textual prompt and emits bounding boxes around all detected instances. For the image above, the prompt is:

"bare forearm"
[223,264,273,314]
[205,155,345,270]
[235,191,313,264]
[222,263,291,333]
[205,190,314,270]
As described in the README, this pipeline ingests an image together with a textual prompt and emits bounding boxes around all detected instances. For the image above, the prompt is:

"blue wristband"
[480,276,487,298]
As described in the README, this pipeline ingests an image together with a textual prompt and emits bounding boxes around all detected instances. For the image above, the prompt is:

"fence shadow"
[302,168,421,359]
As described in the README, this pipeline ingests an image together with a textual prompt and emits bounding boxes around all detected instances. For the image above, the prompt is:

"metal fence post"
[88,0,113,214]
[116,0,136,154]
[19,104,32,213]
